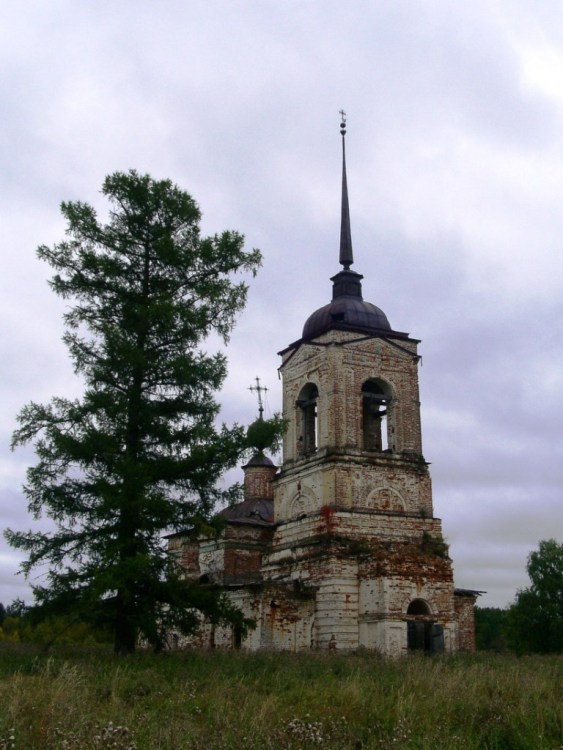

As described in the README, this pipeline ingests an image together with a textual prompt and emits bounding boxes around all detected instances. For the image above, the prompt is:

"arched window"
[362,379,392,451]
[297,383,319,456]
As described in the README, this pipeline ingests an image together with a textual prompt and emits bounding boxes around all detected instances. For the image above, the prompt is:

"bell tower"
[275,114,431,522]
[264,115,461,654]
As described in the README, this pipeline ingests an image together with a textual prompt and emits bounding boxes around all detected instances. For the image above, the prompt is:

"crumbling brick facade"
[169,126,480,654]
[169,324,480,656]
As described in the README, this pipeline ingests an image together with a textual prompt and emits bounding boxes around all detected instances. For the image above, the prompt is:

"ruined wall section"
[357,545,456,650]
[259,585,316,651]
[170,509,458,656]
[199,525,273,585]
[167,583,317,653]
[266,510,446,564]
[170,588,263,651]
[275,455,432,522]
[222,525,274,584]
[170,524,273,587]
[259,508,456,654]
[168,533,201,580]
[454,593,478,651]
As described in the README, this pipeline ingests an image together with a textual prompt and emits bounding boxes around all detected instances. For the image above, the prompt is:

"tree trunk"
[114,592,137,655]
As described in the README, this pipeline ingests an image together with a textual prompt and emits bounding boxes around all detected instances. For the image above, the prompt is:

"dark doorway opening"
[407,621,444,653]
[406,599,444,654]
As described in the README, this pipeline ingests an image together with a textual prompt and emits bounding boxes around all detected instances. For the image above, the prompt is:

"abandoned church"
[168,118,480,656]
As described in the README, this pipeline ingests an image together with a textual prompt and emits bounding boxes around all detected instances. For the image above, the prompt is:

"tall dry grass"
[0,645,561,749]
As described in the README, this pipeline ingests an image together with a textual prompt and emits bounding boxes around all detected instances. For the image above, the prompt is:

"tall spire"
[300,113,395,340]
[339,110,353,270]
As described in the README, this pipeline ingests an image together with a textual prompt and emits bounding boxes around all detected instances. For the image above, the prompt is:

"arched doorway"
[406,599,444,653]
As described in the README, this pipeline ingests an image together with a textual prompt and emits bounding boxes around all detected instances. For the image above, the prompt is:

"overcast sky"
[1,0,562,609]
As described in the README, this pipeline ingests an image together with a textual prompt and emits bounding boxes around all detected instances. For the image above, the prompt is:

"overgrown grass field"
[0,645,561,749]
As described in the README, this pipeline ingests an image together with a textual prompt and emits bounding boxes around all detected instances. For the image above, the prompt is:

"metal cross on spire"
[249,377,268,420]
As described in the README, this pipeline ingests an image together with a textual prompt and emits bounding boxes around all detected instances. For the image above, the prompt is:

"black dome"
[243,453,275,468]
[302,267,392,339]
[303,296,391,339]
[218,497,274,526]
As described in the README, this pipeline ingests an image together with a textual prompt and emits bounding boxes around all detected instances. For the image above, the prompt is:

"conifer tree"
[6,171,261,654]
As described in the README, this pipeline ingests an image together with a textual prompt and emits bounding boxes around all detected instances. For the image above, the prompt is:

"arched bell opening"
[296,383,319,456]
[362,379,394,452]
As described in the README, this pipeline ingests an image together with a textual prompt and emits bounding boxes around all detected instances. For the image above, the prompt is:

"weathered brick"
[169,326,478,655]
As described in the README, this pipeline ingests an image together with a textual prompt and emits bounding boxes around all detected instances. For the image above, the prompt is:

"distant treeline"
[0,600,111,647]
[475,607,509,651]
[1,599,559,654]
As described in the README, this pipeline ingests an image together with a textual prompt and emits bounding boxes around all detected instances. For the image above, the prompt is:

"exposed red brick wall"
[454,594,477,651]
[244,465,277,499]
